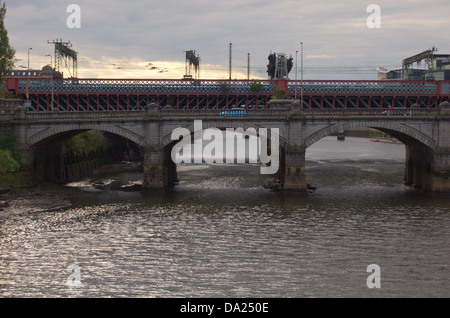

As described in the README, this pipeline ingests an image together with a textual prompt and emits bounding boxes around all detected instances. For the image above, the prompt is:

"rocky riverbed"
[0,182,84,217]
[0,162,143,217]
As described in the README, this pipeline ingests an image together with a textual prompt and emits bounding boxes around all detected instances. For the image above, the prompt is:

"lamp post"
[229,43,232,80]
[295,50,298,100]
[26,48,32,101]
[247,53,250,80]
[300,42,303,108]
[27,48,32,70]
[45,54,54,110]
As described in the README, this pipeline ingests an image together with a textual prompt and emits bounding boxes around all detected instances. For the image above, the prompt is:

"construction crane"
[402,47,437,80]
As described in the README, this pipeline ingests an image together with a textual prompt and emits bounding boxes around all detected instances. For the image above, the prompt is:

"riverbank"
[0,172,35,193]
[0,162,142,217]
[0,181,86,217]
[341,129,384,138]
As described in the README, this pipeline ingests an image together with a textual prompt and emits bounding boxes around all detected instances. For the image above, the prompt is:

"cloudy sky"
[4,0,450,80]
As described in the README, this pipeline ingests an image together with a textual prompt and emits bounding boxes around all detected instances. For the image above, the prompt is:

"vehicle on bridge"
[219,106,247,117]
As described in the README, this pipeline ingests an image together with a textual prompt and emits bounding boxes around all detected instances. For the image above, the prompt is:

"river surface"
[0,137,449,298]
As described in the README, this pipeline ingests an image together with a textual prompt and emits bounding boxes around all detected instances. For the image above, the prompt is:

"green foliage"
[3,90,17,98]
[64,131,108,156]
[0,149,19,174]
[0,2,16,99]
[0,171,32,190]
[0,128,23,188]
[271,84,289,100]
[249,79,263,92]
[286,112,296,120]
[0,127,14,149]
[432,169,450,179]
[0,127,21,162]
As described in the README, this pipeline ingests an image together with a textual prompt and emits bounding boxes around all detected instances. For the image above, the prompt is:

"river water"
[0,137,449,298]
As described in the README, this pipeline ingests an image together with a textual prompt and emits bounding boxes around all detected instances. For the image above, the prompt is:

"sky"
[4,0,450,80]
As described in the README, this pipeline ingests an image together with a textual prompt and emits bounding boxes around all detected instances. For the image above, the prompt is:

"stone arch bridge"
[2,102,450,194]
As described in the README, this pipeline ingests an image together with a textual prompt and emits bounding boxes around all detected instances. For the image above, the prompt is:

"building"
[4,66,63,79]
[377,49,450,81]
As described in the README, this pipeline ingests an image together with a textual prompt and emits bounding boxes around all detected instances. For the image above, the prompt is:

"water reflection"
[0,137,449,298]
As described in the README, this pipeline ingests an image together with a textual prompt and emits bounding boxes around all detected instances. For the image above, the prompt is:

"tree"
[0,127,22,162]
[0,1,15,98]
[249,79,263,93]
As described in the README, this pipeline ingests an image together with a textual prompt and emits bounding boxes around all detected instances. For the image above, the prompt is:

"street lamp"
[26,48,32,101]
[45,54,54,110]
[27,48,32,70]
[300,42,304,108]
[229,43,232,81]
[295,50,298,100]
[247,53,250,80]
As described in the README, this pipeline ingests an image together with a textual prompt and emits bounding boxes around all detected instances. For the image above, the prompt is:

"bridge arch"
[303,121,438,150]
[27,124,145,182]
[28,123,145,148]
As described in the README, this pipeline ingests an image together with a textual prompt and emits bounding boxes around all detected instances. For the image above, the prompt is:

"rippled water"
[0,137,449,297]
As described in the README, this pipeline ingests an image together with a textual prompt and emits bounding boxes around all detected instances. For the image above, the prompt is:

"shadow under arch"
[28,128,144,181]
[303,121,437,192]
[303,121,437,151]
[143,121,287,192]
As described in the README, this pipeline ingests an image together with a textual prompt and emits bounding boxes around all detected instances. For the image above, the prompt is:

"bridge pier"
[142,146,177,193]
[12,106,42,179]
[403,102,450,194]
[405,145,433,191]
[430,103,450,193]
[407,146,450,194]
[430,147,450,193]
[142,105,173,193]
[142,148,164,192]
[280,145,307,193]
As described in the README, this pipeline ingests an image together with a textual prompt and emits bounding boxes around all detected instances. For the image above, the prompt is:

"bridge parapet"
[160,108,290,119]
[301,108,438,117]
[24,110,147,121]
[0,99,23,114]
[8,107,441,122]
[0,113,13,121]
[439,101,450,117]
